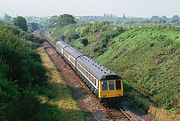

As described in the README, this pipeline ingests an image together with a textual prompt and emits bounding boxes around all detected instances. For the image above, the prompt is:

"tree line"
[3,14,43,32]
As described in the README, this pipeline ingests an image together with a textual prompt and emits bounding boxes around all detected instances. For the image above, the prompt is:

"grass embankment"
[149,106,180,121]
[53,24,180,120]
[95,26,180,120]
[36,48,84,121]
[96,26,180,109]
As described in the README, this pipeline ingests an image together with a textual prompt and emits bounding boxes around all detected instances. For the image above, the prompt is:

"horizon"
[1,14,179,19]
[0,0,180,18]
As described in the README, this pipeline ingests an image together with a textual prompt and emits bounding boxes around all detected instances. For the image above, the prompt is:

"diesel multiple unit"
[55,40,123,98]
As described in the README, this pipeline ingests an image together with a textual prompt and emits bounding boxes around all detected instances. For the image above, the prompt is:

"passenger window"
[109,81,114,90]
[102,82,107,91]
[116,80,121,90]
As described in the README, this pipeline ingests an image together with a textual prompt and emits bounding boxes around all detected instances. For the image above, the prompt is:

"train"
[40,30,124,98]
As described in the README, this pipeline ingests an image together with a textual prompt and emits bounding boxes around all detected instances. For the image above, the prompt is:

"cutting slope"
[96,26,180,109]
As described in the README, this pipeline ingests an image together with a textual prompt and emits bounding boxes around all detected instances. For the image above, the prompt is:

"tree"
[63,25,79,41]
[29,22,41,32]
[4,13,12,22]
[151,16,162,23]
[161,16,168,24]
[80,38,88,46]
[45,16,58,28]
[57,14,76,27]
[13,16,28,32]
[171,15,179,25]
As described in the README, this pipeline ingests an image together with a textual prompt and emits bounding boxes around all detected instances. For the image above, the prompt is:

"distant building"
[123,14,126,19]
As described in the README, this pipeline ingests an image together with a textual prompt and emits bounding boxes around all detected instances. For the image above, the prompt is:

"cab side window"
[102,81,107,91]
[116,80,121,90]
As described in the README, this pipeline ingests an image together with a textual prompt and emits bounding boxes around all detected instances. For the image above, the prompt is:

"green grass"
[71,39,83,49]
[36,48,84,121]
[96,26,180,110]
[51,24,180,119]
[61,25,180,110]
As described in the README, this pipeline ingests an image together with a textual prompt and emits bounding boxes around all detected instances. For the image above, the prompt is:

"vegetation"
[45,16,58,29]
[36,48,84,121]
[3,13,12,22]
[5,13,178,120]
[57,14,76,27]
[149,106,180,121]
[51,20,180,113]
[0,21,47,120]
[0,19,84,120]
[13,16,28,32]
[53,24,79,43]
[80,38,88,47]
[53,21,124,55]
[28,22,43,32]
[75,14,180,25]
[75,21,124,56]
[96,26,180,110]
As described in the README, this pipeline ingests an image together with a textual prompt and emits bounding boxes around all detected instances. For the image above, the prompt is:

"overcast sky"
[0,0,180,17]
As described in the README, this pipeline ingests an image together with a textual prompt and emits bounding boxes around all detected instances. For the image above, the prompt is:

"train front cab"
[98,80,123,98]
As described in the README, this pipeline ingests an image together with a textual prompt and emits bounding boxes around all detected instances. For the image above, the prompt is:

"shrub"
[80,38,88,46]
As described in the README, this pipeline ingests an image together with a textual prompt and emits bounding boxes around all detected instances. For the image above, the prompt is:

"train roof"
[64,46,83,58]
[56,40,121,80]
[56,41,83,58]
[56,41,69,48]
[77,55,121,80]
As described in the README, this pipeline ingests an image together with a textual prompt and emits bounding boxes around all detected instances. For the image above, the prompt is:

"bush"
[80,38,88,46]
[53,24,79,43]
[8,91,40,121]
[0,76,20,121]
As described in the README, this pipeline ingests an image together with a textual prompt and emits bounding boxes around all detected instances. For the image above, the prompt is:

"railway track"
[99,98,132,121]
[104,106,133,121]
[38,30,134,121]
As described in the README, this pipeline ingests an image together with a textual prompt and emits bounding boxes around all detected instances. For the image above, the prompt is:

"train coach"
[55,40,123,98]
